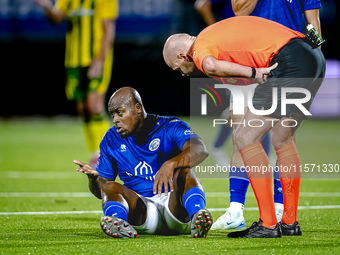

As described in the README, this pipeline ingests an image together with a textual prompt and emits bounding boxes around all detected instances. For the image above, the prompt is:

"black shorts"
[252,38,326,120]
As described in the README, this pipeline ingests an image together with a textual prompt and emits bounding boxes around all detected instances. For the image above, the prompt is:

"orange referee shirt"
[193,16,305,75]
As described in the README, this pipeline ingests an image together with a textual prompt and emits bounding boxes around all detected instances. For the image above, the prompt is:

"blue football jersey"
[251,0,322,32]
[96,114,200,197]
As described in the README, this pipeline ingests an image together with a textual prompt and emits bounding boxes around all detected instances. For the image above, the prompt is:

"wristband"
[250,67,256,79]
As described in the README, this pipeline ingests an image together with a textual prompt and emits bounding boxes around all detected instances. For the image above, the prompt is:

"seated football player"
[74,87,213,238]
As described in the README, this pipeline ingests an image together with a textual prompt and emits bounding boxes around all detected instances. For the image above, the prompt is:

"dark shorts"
[65,67,103,101]
[252,38,326,120]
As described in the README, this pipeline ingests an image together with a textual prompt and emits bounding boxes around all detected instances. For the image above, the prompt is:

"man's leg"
[212,111,247,230]
[211,107,232,167]
[226,110,283,238]
[271,118,303,236]
[84,92,110,167]
[167,168,213,238]
[235,110,278,227]
[100,181,147,238]
[84,53,113,167]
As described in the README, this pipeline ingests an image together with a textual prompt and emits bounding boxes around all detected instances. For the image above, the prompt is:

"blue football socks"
[273,169,284,204]
[229,168,250,204]
[182,187,206,219]
[103,201,129,222]
[261,132,271,155]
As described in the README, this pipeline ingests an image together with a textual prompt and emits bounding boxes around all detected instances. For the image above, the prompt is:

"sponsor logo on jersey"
[170,119,180,122]
[68,5,95,17]
[125,171,133,177]
[184,129,194,135]
[149,138,160,151]
[121,144,126,152]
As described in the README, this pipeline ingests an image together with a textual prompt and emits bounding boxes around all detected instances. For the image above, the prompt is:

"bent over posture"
[163,16,325,238]
[74,87,212,238]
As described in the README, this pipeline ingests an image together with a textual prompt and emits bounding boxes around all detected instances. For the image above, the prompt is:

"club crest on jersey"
[149,138,160,151]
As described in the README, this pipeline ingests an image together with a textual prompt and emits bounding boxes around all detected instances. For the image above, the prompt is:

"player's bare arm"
[153,138,209,196]
[202,56,278,84]
[194,0,216,26]
[88,19,115,79]
[304,9,322,36]
[73,159,116,199]
[33,0,64,25]
[232,0,258,16]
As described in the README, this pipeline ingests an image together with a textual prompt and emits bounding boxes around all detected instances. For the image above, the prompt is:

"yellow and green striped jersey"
[54,0,119,68]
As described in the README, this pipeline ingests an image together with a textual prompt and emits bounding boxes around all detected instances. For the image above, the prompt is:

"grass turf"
[0,117,340,254]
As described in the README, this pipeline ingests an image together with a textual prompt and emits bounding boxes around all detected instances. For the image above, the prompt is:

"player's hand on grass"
[153,161,174,197]
[255,62,278,84]
[73,160,99,177]
[88,59,104,79]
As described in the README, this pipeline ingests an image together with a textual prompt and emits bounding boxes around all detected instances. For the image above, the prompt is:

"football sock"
[229,168,249,205]
[274,178,284,204]
[214,125,231,148]
[275,142,301,225]
[261,132,271,155]
[240,142,277,229]
[103,201,128,222]
[182,187,206,220]
[84,113,110,152]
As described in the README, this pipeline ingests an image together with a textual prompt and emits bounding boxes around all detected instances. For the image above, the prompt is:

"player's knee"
[88,103,104,116]
[271,129,294,148]
[86,95,105,116]
[101,181,122,194]
[234,129,251,151]
[232,131,238,151]
[176,168,199,188]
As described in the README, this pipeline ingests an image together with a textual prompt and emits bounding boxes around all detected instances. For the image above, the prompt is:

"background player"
[163,16,325,237]
[194,0,234,169]
[34,0,119,166]
[233,0,322,35]
[74,87,213,238]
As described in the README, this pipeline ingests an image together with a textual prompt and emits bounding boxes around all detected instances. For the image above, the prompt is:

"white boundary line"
[209,205,340,212]
[2,192,340,198]
[4,172,340,180]
[1,205,340,216]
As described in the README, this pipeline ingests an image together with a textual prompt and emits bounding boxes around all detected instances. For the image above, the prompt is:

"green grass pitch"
[0,117,340,254]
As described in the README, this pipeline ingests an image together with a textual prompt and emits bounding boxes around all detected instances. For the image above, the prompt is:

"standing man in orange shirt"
[163,16,325,238]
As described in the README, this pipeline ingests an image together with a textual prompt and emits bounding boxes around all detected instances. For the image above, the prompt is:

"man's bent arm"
[203,56,253,78]
[232,0,258,16]
[153,138,209,195]
[202,56,278,84]
[168,138,209,170]
[89,175,116,199]
[73,159,117,200]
